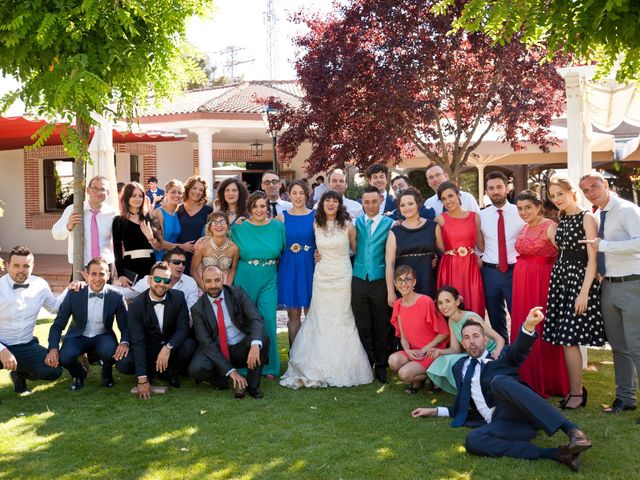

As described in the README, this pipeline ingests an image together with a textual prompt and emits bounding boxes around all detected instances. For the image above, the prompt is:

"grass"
[0,319,637,479]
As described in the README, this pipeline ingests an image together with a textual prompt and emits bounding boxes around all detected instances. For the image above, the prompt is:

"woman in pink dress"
[435,182,486,317]
[388,265,449,394]
[512,190,570,398]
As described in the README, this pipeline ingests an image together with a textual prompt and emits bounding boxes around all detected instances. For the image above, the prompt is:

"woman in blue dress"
[426,285,504,394]
[153,179,184,260]
[276,180,316,346]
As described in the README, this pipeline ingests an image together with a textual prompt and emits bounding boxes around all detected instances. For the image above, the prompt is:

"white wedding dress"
[280,221,374,389]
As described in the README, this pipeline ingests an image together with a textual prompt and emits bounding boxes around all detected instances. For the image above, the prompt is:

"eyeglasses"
[152,276,171,284]
[90,187,108,194]
[169,259,186,266]
[262,179,280,186]
[394,277,415,285]
[209,220,228,226]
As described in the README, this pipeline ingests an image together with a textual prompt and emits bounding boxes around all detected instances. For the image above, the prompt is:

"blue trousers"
[59,333,117,378]
[481,266,513,342]
[0,338,62,381]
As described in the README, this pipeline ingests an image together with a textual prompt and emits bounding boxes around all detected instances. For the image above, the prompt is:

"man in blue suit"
[352,185,394,383]
[46,257,129,390]
[412,307,593,471]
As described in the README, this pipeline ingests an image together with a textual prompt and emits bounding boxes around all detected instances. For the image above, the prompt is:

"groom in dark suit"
[189,265,268,399]
[118,261,197,399]
[352,185,394,383]
[45,257,129,390]
[412,308,593,471]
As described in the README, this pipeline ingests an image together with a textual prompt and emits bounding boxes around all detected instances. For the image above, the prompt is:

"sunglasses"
[170,259,186,266]
[152,276,171,284]
[262,179,280,186]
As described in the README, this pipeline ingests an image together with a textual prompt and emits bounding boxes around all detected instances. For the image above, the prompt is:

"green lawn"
[0,319,636,479]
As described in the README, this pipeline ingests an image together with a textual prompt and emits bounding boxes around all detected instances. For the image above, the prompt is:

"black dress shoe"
[10,371,29,394]
[214,383,229,390]
[603,398,637,413]
[554,446,582,471]
[567,429,592,454]
[375,367,389,385]
[70,376,85,391]
[246,387,264,399]
[169,375,181,388]
[101,366,115,388]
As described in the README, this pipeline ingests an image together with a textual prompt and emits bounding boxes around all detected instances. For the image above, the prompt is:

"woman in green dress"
[426,285,504,394]
[231,191,286,378]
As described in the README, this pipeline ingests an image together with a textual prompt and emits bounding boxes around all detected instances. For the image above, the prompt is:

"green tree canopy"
[436,0,640,82]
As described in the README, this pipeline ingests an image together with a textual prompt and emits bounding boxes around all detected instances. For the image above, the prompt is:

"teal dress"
[231,220,285,376]
[427,311,496,395]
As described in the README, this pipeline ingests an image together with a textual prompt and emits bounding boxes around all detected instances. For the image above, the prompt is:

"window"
[43,158,74,212]
[130,154,140,182]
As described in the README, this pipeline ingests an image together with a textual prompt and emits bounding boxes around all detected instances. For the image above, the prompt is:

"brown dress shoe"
[554,446,582,471]
[567,429,592,454]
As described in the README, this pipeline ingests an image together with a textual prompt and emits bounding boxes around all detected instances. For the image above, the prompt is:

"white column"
[562,70,592,207]
[189,127,220,201]
[477,164,485,208]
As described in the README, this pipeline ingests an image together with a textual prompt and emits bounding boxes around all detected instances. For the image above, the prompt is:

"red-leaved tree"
[272,0,566,180]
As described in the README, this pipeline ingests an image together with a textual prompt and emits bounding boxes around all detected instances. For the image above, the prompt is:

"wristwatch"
[166,343,174,351]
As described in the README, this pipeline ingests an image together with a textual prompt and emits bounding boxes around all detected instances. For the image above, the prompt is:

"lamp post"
[261,105,279,173]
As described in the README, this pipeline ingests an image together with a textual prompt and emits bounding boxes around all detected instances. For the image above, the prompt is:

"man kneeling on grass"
[189,266,268,399]
[412,307,593,472]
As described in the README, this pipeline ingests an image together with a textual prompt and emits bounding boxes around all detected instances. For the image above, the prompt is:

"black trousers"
[188,335,270,390]
[351,276,390,368]
[59,333,117,378]
[0,338,62,381]
[116,338,197,380]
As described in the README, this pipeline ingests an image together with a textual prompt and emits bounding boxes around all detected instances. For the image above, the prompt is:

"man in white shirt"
[318,169,363,219]
[313,175,329,203]
[0,246,63,396]
[423,164,480,215]
[116,247,199,310]
[579,173,640,419]
[261,170,292,217]
[51,175,117,277]
[364,164,396,214]
[479,172,525,342]
[411,308,593,471]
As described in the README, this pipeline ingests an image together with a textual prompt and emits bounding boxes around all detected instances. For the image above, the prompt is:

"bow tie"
[13,283,29,289]
[151,299,166,307]
[89,292,104,299]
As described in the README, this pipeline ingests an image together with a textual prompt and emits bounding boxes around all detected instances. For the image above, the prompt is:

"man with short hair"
[189,266,269,399]
[478,171,525,342]
[352,186,394,383]
[313,175,329,203]
[119,261,197,399]
[412,308,593,471]
[325,169,363,219]
[423,164,479,215]
[261,170,292,218]
[52,175,117,274]
[388,175,435,221]
[579,172,640,420]
[364,164,396,214]
[116,247,199,309]
[146,176,164,209]
[0,246,63,396]
[45,257,129,390]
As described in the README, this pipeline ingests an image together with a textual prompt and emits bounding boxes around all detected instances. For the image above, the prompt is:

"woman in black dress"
[385,187,437,307]
[112,182,161,285]
[177,175,213,273]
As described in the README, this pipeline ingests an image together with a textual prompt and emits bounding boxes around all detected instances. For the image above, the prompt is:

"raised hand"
[523,306,544,332]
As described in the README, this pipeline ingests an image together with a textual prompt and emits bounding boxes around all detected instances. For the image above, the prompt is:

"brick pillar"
[193,148,199,175]
[24,155,40,229]
[142,145,157,183]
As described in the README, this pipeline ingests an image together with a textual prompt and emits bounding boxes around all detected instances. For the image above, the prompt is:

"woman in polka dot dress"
[544,176,605,410]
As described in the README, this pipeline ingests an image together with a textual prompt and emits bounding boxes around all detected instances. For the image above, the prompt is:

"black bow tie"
[13,283,29,289]
[89,292,104,299]
[151,299,166,307]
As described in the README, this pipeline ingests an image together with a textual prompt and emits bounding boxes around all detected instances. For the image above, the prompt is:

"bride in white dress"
[280,191,374,389]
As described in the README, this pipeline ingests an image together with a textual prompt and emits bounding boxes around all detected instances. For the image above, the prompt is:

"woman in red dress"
[435,182,486,317]
[388,265,449,394]
[512,190,570,398]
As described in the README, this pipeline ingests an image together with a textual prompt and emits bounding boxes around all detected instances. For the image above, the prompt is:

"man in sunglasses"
[115,247,198,309]
[118,261,197,399]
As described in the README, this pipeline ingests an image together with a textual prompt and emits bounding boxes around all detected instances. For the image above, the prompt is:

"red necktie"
[497,209,508,273]
[214,298,230,361]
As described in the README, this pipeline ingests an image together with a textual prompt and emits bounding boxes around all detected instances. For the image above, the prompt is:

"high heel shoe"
[560,387,587,409]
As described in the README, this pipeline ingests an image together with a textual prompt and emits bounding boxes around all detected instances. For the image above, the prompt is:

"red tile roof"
[142,81,303,117]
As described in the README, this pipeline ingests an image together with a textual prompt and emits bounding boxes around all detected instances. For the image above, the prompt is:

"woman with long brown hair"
[177,175,213,273]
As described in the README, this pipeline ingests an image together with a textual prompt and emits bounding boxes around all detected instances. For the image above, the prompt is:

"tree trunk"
[71,117,90,281]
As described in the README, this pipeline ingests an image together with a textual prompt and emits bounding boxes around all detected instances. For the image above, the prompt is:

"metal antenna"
[264,0,279,80]
[216,46,254,82]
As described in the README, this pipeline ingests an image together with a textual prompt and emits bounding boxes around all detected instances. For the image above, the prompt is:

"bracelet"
[138,380,149,385]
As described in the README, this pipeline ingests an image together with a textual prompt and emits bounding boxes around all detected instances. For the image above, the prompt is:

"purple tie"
[90,209,100,259]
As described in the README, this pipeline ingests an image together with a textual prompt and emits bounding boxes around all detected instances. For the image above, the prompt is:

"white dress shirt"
[313,183,329,202]
[479,203,525,265]
[363,213,384,236]
[151,293,166,332]
[597,194,640,277]
[378,191,390,215]
[343,197,364,219]
[117,274,199,309]
[52,201,117,264]
[0,275,62,351]
[269,198,292,216]
[425,190,480,216]
[84,288,107,338]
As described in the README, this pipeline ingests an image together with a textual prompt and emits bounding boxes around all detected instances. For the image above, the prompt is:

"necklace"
[209,237,230,252]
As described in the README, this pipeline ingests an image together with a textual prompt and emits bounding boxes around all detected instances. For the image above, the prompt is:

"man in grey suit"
[580,173,640,421]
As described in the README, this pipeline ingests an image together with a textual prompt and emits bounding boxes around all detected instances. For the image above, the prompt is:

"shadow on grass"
[0,327,635,479]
